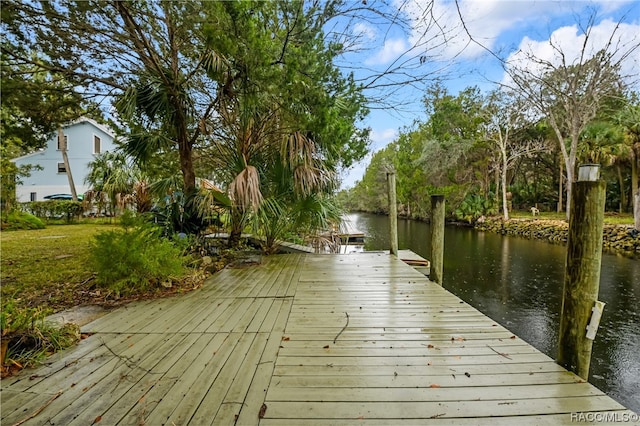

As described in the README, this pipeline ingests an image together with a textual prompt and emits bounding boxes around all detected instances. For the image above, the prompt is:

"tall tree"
[482,90,547,220]
[503,12,637,218]
[616,103,640,229]
[2,1,224,195]
[199,1,368,245]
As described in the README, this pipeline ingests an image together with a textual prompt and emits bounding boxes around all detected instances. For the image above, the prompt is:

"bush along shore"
[474,217,640,256]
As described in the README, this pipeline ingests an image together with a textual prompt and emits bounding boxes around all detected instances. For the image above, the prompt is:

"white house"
[12,117,117,202]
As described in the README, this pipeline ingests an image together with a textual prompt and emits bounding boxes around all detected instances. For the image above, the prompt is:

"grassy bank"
[1,223,120,312]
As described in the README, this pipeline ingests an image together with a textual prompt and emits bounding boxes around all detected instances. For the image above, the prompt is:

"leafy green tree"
[2,1,223,196]
[3,1,369,238]
[196,1,368,245]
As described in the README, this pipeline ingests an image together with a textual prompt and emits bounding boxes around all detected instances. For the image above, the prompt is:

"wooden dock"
[339,215,365,243]
[1,253,633,425]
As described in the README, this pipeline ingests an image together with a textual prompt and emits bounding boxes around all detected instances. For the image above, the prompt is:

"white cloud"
[396,0,638,62]
[365,38,411,65]
[504,19,640,85]
[370,128,398,150]
[353,22,376,42]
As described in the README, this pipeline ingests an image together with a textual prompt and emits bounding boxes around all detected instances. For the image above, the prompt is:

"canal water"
[347,212,640,413]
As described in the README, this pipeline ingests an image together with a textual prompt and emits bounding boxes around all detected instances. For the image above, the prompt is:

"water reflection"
[353,212,639,413]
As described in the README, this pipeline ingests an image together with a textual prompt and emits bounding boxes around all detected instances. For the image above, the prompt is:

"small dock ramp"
[339,214,365,243]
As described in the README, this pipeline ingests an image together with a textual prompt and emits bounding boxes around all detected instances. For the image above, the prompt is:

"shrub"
[1,299,79,371]
[89,214,187,296]
[1,210,46,231]
[21,200,84,222]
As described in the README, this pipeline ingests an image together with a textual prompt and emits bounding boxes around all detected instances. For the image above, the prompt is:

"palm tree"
[578,122,628,212]
[85,152,143,216]
[616,104,640,229]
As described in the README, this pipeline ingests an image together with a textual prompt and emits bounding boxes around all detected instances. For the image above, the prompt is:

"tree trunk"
[635,190,640,231]
[632,145,639,229]
[494,167,500,207]
[616,164,626,213]
[58,127,78,201]
[228,208,244,248]
[558,161,563,213]
[502,152,509,221]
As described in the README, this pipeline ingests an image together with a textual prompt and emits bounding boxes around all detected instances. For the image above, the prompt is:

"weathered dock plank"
[1,252,634,425]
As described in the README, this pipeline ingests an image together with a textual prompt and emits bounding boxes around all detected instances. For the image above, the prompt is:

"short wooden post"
[387,172,398,256]
[557,165,606,380]
[430,195,445,285]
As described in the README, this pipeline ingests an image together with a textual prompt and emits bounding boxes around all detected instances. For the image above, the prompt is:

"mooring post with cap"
[430,195,445,285]
[557,164,606,380]
[387,171,398,257]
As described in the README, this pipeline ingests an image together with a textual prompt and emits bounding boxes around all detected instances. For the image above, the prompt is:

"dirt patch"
[45,305,111,327]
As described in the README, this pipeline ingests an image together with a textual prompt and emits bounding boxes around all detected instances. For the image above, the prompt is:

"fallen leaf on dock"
[258,403,267,418]
[429,384,441,388]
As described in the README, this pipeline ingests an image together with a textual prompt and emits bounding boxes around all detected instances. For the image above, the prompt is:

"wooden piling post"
[557,166,606,380]
[430,195,445,285]
[387,172,398,256]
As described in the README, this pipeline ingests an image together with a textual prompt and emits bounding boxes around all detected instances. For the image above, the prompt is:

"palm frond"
[230,165,263,210]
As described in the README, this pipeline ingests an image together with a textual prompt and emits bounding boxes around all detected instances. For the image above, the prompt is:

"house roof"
[10,117,116,163]
[68,117,116,138]
[10,150,46,163]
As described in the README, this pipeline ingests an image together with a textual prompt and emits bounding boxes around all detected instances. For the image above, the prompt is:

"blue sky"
[336,0,640,188]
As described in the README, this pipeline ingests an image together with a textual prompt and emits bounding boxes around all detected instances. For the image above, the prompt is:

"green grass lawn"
[1,223,118,312]
[509,210,634,225]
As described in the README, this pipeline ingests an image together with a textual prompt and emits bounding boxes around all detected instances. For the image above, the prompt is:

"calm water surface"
[348,212,640,413]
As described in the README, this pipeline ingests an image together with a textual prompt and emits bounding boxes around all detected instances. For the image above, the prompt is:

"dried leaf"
[282,337,290,341]
[427,344,435,349]
[93,415,102,424]
[429,384,441,388]
[510,335,517,339]
[258,403,267,418]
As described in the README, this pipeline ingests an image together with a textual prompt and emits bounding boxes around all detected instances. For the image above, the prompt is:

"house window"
[30,192,37,202]
[57,134,68,150]
[93,135,101,154]
[57,162,67,173]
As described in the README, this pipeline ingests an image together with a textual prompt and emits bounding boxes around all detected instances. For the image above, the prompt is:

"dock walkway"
[1,253,634,425]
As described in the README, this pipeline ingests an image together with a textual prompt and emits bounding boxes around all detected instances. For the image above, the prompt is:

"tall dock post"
[387,172,398,256]
[430,195,445,285]
[557,165,606,380]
